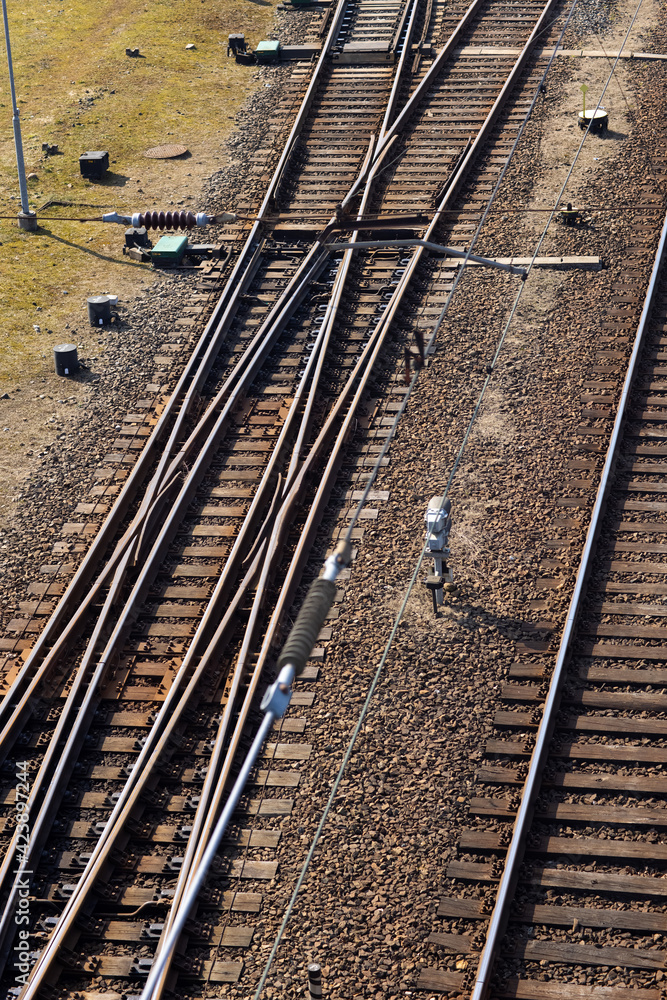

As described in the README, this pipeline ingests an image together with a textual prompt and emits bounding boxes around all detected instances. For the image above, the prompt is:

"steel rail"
[167,207,440,957]
[0,157,370,937]
[0,0,448,757]
[389,0,417,61]
[0,0,354,740]
[9,0,559,990]
[469,196,667,1000]
[254,173,471,672]
[386,0,563,215]
[2,245,334,968]
[0,264,340,963]
[13,155,381,992]
[149,141,399,996]
[17,541,268,1000]
[378,0,420,141]
[254,0,350,223]
[0,548,137,965]
[286,137,399,484]
[0,236,265,752]
[374,0,489,157]
[149,1,560,973]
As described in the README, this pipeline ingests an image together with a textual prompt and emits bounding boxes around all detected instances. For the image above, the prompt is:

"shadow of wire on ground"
[38,226,151,268]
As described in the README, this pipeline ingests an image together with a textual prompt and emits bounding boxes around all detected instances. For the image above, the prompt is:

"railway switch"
[424,496,453,613]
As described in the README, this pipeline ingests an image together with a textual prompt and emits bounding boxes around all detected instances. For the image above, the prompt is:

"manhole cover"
[144,144,189,159]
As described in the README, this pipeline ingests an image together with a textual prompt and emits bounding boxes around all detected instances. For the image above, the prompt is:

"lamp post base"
[18,211,37,231]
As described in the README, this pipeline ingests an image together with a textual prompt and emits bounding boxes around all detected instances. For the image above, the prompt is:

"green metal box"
[255,39,281,63]
[151,234,188,265]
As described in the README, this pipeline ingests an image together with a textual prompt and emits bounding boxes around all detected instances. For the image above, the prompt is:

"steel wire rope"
[250,5,586,997]
[344,0,582,541]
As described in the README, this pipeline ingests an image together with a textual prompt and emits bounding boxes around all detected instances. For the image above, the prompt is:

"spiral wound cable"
[277,578,338,676]
[138,543,350,1000]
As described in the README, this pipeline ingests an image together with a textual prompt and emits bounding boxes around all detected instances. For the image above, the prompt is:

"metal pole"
[139,662,298,1000]
[329,239,528,276]
[139,707,279,1000]
[0,0,35,229]
[307,963,323,1000]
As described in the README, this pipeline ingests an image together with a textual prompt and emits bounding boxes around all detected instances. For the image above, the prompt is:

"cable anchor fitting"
[260,664,295,719]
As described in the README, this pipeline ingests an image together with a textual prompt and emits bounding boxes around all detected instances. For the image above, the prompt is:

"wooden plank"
[503,685,667,711]
[519,939,666,970]
[509,664,667,685]
[229,860,278,880]
[437,896,488,919]
[599,601,667,616]
[203,960,243,983]
[243,797,291,816]
[488,736,667,761]
[471,796,667,825]
[602,581,667,594]
[436,897,667,933]
[264,742,312,761]
[497,979,659,999]
[448,860,667,894]
[618,520,667,532]
[161,586,212,599]
[581,642,667,660]
[416,969,464,991]
[427,932,474,952]
[569,690,667,710]
[518,902,667,933]
[220,926,254,948]
[586,623,667,639]
[493,710,667,737]
[253,770,300,788]
[460,830,667,862]
[476,765,667,794]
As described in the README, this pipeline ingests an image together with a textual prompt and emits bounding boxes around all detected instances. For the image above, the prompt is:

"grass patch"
[0,0,275,383]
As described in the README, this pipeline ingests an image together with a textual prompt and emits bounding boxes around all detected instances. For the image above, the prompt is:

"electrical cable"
[345,0,581,543]
[350,0,648,567]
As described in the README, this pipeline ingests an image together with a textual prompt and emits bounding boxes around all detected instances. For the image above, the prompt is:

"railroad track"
[0,0,651,997]
[421,204,667,995]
